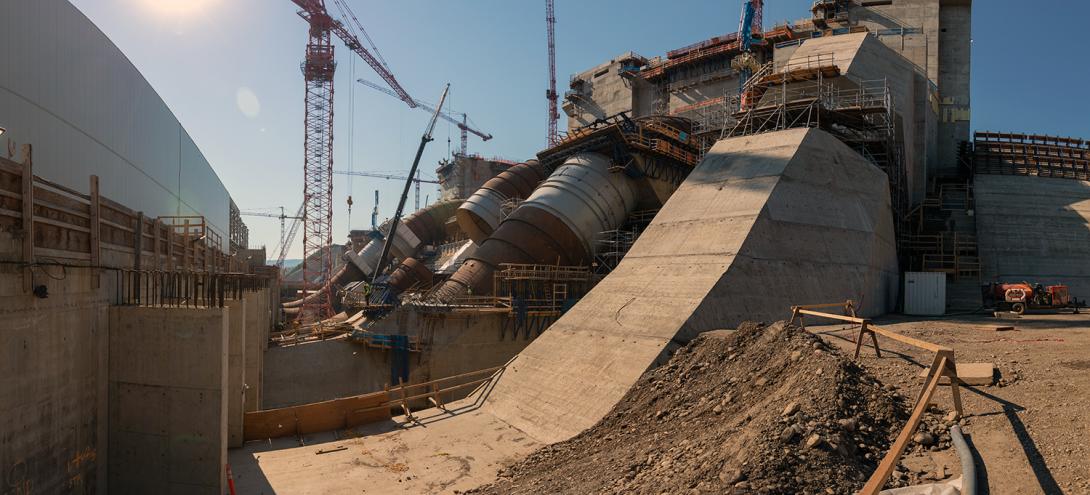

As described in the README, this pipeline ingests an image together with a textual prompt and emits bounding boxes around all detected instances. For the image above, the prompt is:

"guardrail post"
[20,145,34,292]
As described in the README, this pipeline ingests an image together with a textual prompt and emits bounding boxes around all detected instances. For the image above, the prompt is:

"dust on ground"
[811,312,1090,494]
[469,321,938,495]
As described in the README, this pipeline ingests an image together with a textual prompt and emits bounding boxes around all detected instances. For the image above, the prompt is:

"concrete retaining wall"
[225,299,246,448]
[975,174,1090,297]
[108,306,228,495]
[0,259,108,494]
[243,291,269,412]
[262,311,533,409]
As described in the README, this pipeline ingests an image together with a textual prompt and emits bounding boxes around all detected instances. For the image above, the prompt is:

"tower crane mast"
[289,0,415,322]
[545,0,559,147]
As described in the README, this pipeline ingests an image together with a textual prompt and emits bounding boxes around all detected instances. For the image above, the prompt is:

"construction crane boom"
[357,78,492,153]
[333,170,440,184]
[276,204,306,268]
[242,208,304,264]
[333,169,439,210]
[293,0,416,108]
[372,85,449,284]
[545,0,559,147]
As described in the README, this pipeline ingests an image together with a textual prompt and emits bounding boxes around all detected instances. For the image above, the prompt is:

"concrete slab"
[230,396,541,495]
[918,363,996,386]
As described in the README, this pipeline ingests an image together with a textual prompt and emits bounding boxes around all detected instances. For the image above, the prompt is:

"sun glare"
[136,0,218,18]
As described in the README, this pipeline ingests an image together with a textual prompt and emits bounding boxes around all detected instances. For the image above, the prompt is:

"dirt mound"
[468,321,911,495]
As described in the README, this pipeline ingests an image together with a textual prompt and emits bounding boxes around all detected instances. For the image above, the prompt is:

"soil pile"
[469,321,912,495]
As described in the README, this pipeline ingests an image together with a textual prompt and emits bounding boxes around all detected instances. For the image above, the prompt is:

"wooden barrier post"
[89,175,101,288]
[853,320,882,359]
[182,219,191,271]
[936,349,964,417]
[20,145,34,292]
[133,212,144,270]
[860,354,950,495]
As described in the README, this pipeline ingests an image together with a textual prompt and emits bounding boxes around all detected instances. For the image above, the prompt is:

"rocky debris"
[469,321,912,495]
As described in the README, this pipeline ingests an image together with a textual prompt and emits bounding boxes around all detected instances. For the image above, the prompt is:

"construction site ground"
[229,311,1090,494]
[809,311,1090,494]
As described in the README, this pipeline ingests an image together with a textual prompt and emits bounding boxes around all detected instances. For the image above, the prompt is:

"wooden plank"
[868,324,948,353]
[860,355,948,494]
[242,390,390,441]
[34,247,91,261]
[20,146,34,292]
[89,175,100,287]
[33,215,91,233]
[796,309,866,324]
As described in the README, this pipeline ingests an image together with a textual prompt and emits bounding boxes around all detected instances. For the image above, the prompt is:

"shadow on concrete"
[228,449,277,494]
[397,364,508,429]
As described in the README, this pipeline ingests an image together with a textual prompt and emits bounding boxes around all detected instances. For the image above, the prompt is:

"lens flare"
[135,0,218,18]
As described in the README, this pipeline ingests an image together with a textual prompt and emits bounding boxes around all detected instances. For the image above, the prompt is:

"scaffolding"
[593,209,659,275]
[720,70,909,249]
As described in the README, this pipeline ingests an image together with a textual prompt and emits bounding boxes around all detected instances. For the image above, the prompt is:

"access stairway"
[902,176,982,311]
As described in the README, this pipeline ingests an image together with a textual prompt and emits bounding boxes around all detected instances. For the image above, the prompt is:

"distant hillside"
[280,259,303,271]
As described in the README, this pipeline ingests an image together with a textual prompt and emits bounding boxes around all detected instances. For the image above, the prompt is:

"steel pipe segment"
[434,152,636,301]
[457,159,550,244]
[281,200,460,310]
[386,257,434,293]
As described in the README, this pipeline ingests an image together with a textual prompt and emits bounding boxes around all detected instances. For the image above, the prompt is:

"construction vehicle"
[982,281,1083,314]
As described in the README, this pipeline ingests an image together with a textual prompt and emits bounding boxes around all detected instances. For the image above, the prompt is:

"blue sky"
[69,1,1090,257]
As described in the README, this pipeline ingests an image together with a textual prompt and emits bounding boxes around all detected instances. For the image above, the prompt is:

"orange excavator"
[982,282,1083,315]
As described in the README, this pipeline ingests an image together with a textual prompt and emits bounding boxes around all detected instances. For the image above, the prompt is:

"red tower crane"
[545,0,559,147]
[290,0,415,322]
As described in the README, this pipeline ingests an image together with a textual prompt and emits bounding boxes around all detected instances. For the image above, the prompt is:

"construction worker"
[362,283,372,306]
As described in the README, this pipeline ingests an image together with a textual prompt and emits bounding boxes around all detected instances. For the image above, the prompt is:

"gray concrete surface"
[226,299,246,448]
[262,311,533,409]
[107,306,229,495]
[243,291,269,412]
[975,174,1090,298]
[783,32,935,204]
[0,254,108,494]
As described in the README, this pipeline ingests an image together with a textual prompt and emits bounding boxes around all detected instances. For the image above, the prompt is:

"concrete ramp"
[483,128,898,443]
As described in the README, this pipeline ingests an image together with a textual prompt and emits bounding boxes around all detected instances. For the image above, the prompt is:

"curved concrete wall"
[0,0,235,246]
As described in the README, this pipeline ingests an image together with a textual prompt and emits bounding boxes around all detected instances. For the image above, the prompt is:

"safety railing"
[788,301,964,494]
[241,365,505,441]
[114,269,269,308]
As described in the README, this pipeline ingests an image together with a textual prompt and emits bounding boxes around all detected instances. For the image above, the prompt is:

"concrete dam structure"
[483,127,899,443]
[11,0,1090,493]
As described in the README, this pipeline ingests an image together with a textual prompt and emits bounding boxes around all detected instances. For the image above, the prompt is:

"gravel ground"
[468,321,940,495]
